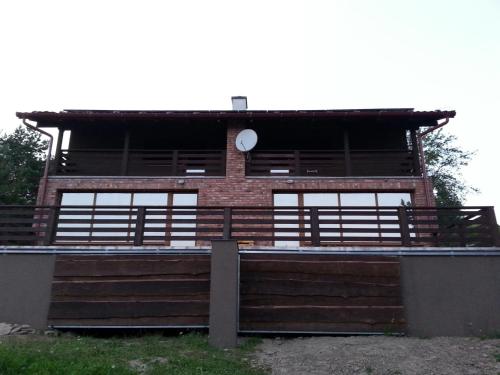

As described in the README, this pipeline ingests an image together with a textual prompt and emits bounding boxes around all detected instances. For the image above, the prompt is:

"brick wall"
[38,123,434,207]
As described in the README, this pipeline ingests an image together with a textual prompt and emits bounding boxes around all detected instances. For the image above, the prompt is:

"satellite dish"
[235,129,258,152]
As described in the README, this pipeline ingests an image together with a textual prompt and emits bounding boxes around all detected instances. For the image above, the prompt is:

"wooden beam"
[54,128,64,174]
[343,128,352,176]
[410,129,421,176]
[120,129,130,176]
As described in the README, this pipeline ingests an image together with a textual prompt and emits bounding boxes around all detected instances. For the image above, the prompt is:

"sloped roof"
[16,108,456,127]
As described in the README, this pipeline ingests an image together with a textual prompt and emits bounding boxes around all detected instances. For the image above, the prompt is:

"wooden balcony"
[54,149,226,176]
[246,149,419,177]
[0,205,497,248]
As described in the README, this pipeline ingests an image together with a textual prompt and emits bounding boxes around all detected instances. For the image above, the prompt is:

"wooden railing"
[0,205,498,247]
[246,149,418,177]
[55,149,226,176]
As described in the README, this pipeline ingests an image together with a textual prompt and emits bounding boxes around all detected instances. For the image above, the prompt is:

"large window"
[58,192,197,246]
[273,192,412,246]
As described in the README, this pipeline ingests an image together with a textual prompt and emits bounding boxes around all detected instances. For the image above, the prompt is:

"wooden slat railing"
[0,205,498,248]
[246,149,417,177]
[56,149,226,176]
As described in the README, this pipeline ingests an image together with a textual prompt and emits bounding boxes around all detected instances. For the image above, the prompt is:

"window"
[273,193,300,247]
[57,192,197,246]
[273,192,412,246]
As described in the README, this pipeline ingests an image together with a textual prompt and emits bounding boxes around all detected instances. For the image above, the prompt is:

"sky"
[0,0,499,213]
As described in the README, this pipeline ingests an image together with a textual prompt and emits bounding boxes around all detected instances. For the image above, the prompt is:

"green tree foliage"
[423,129,477,207]
[0,126,48,205]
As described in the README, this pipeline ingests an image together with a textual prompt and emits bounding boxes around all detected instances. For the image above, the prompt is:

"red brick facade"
[38,123,434,207]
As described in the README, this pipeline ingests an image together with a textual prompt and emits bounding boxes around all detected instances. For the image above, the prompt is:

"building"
[1,98,498,343]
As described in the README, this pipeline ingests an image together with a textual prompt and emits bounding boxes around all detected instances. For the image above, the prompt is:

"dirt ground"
[253,336,500,375]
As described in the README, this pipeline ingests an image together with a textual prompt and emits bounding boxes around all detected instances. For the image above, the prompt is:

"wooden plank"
[239,321,403,332]
[53,255,210,277]
[241,271,398,284]
[49,301,208,319]
[240,295,401,307]
[240,260,400,277]
[52,279,209,297]
[52,294,210,302]
[240,279,400,297]
[240,306,404,324]
[48,316,209,326]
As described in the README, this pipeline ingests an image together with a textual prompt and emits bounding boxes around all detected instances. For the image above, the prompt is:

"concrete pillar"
[0,254,56,329]
[209,240,239,348]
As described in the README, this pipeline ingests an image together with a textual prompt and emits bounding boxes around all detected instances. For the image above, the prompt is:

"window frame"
[273,190,413,246]
[57,190,198,246]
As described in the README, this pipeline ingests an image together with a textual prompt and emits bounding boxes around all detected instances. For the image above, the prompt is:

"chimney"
[231,96,248,111]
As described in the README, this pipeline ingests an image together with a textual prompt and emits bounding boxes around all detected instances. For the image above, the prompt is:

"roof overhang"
[16,108,456,128]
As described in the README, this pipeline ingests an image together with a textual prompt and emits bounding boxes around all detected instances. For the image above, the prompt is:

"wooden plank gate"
[47,253,404,333]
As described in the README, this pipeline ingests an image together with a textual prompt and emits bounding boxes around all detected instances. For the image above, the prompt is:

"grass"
[0,333,267,375]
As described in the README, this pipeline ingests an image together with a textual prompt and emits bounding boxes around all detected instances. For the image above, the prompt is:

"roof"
[16,108,456,127]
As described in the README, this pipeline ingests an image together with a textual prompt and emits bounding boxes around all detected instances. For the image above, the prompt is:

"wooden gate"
[239,253,404,333]
[48,255,210,327]
[48,253,404,333]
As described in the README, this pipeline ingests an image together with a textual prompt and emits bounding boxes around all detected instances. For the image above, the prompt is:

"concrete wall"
[401,256,500,337]
[0,255,55,329]
[1,252,499,337]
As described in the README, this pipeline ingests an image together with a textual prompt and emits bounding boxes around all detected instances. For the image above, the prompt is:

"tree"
[423,128,477,207]
[0,126,48,205]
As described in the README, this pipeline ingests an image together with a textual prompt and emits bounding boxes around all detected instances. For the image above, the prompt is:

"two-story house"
[1,98,497,339]
[15,100,465,246]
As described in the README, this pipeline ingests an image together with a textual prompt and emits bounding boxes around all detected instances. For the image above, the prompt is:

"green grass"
[0,333,267,375]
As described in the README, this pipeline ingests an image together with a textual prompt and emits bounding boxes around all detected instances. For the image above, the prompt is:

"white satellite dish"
[235,129,258,152]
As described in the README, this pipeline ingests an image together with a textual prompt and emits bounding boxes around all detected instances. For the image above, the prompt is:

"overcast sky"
[0,0,499,212]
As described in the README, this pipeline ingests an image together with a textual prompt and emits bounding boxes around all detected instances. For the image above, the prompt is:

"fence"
[0,205,497,247]
[56,149,226,176]
[246,149,417,177]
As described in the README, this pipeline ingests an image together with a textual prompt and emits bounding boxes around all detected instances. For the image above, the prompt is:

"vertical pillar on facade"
[209,240,239,348]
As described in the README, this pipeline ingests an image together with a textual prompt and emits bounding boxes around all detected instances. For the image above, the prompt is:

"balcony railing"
[0,205,497,248]
[54,149,226,176]
[246,149,419,177]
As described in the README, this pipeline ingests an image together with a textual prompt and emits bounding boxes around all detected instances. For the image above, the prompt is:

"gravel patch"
[254,336,500,375]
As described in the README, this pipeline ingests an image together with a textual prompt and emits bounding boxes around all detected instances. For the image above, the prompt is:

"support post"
[310,207,321,246]
[44,207,59,246]
[223,207,232,240]
[171,150,178,176]
[121,129,130,176]
[209,240,239,348]
[343,128,352,176]
[486,207,500,246]
[398,207,411,246]
[134,207,146,246]
[410,129,421,176]
[54,128,64,174]
[458,220,467,247]
[294,150,301,176]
